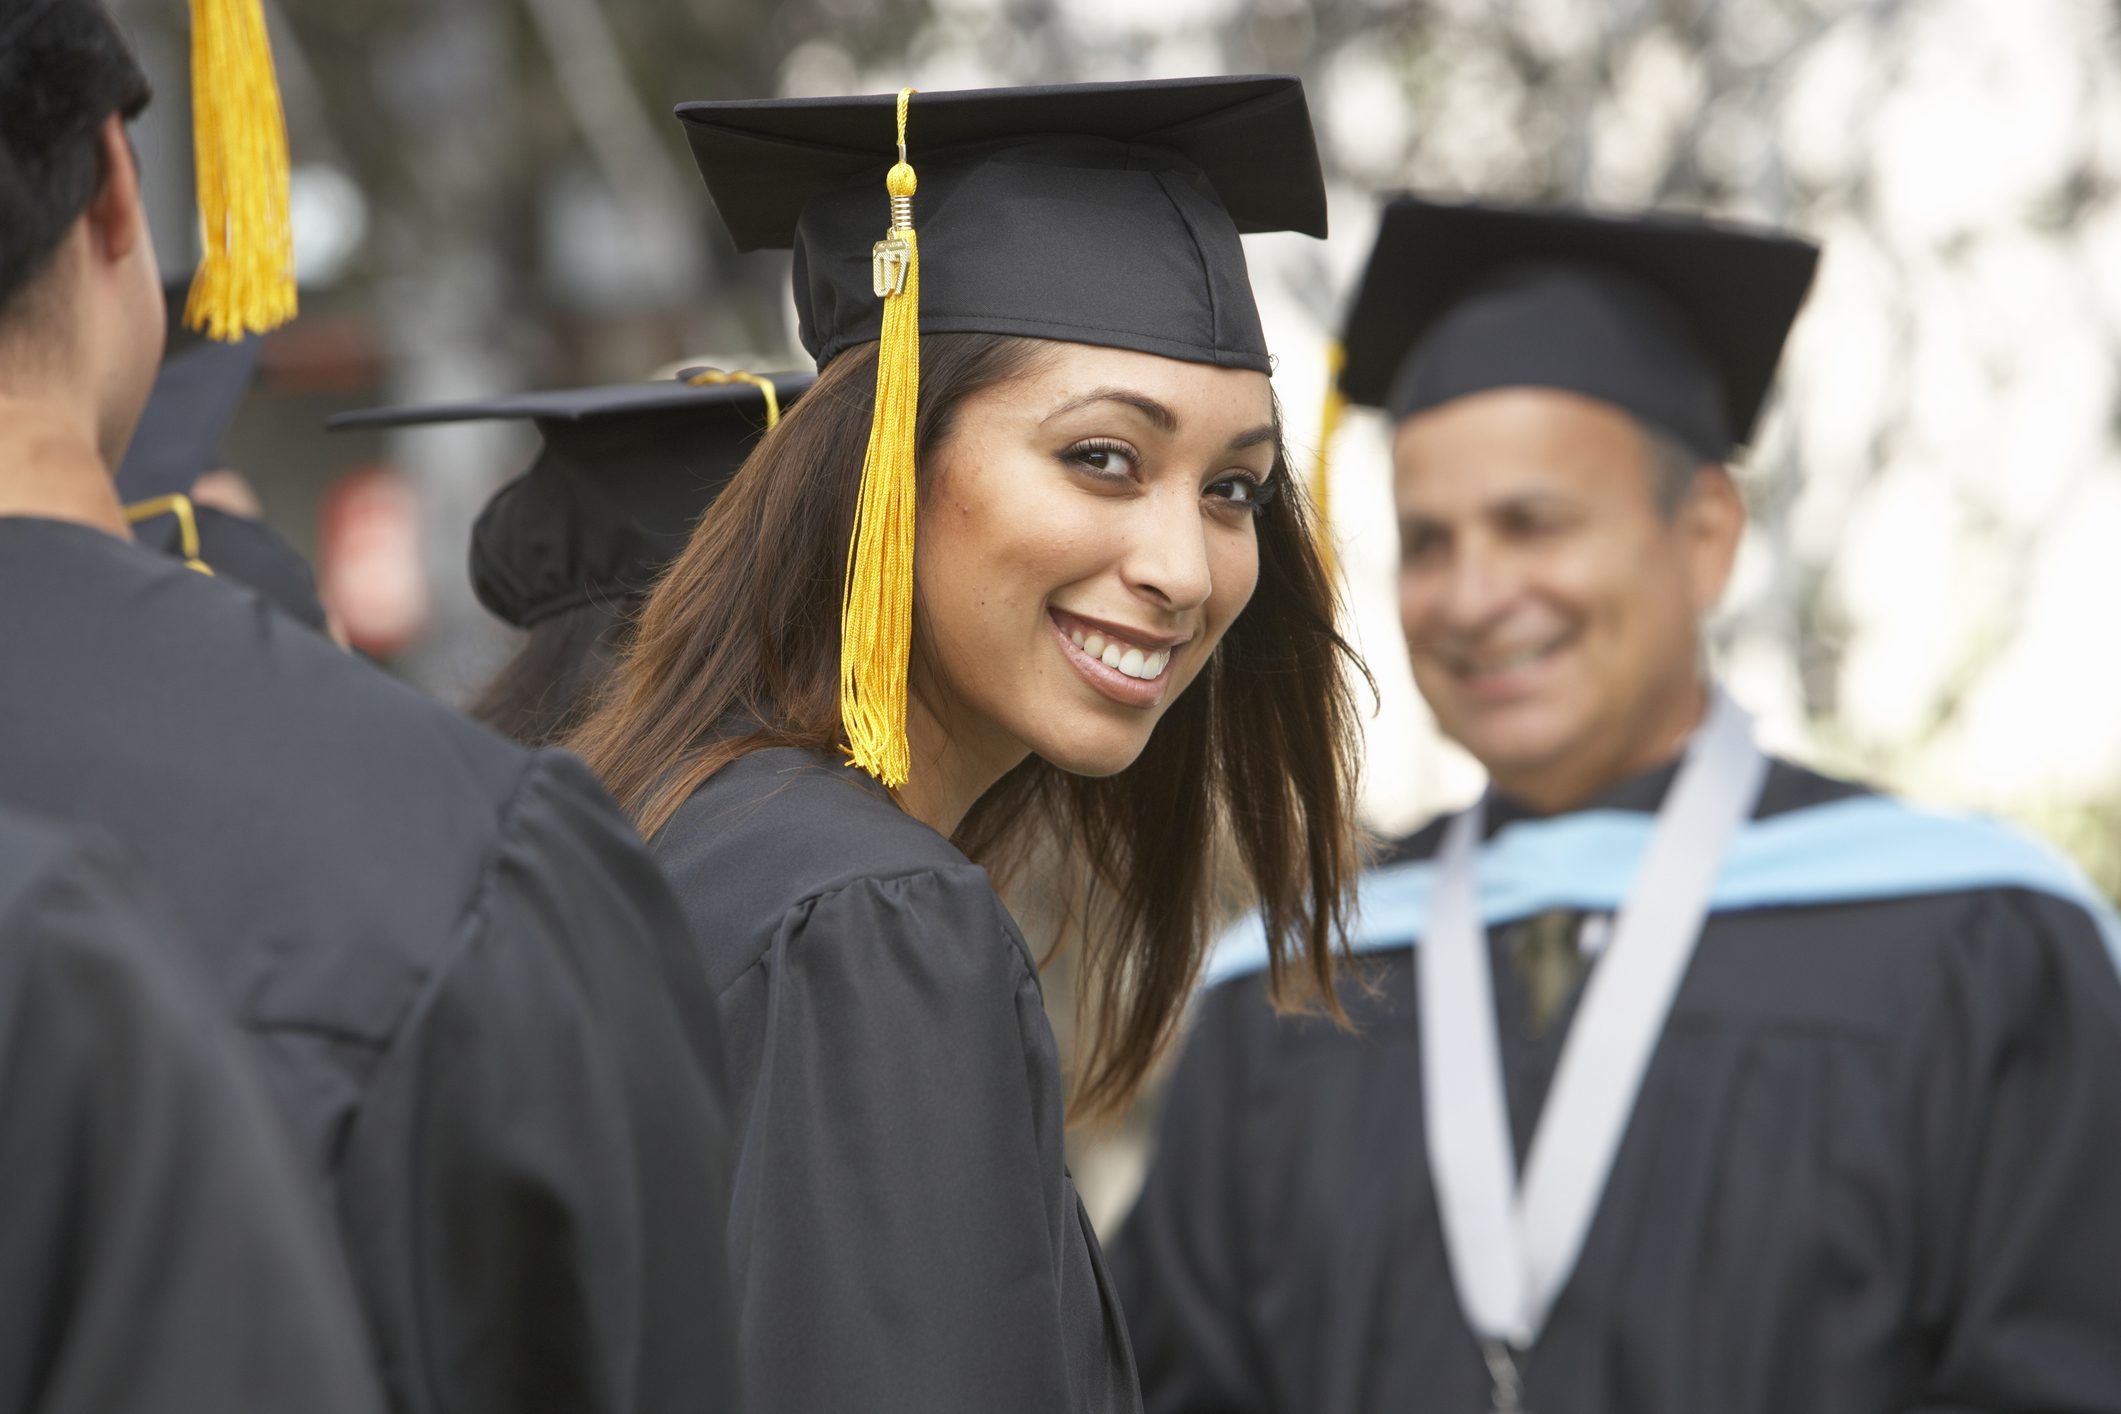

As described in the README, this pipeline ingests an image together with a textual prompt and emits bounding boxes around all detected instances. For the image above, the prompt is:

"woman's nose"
[1121,488,1214,611]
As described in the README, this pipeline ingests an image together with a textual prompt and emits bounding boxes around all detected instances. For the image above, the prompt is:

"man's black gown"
[0,804,382,1414]
[1112,759,2121,1414]
[0,518,740,1414]
[651,748,1141,1414]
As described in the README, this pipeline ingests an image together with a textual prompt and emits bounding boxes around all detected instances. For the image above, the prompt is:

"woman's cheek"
[1205,523,1262,633]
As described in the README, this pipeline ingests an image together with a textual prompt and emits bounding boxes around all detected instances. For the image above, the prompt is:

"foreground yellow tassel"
[1310,340,1346,577]
[183,0,296,342]
[839,88,921,789]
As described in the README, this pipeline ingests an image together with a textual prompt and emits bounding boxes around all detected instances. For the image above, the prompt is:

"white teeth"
[1064,621,1174,680]
[1469,643,1553,675]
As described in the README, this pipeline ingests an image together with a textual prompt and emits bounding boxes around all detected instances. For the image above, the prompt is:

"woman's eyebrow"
[1041,389,1178,432]
[1228,425,1278,451]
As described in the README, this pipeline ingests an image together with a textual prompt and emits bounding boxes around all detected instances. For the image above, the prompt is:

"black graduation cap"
[1338,197,1821,461]
[677,75,1328,374]
[115,331,261,503]
[326,372,813,628]
[112,307,333,635]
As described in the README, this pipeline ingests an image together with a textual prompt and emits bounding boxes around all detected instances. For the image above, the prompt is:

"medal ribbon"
[1420,688,1767,1365]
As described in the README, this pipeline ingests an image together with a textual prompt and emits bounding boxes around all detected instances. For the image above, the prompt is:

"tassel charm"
[873,236,911,297]
[873,188,914,295]
[840,88,922,788]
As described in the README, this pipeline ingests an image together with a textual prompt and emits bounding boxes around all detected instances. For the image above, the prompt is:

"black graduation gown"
[1111,759,2121,1414]
[0,517,740,1414]
[0,804,382,1414]
[651,748,1140,1414]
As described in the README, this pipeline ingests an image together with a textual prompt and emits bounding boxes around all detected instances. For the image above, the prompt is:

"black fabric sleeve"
[1909,892,2121,1412]
[1108,979,1274,1414]
[336,750,740,1414]
[724,867,1087,1414]
[0,826,384,1414]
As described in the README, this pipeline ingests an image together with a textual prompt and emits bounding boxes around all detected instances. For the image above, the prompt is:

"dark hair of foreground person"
[570,330,1369,1118]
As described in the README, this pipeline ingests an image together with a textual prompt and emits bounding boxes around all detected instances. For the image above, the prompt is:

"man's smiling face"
[1394,385,1740,812]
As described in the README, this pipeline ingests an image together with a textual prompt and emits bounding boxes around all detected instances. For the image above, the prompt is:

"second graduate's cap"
[327,372,812,628]
[679,75,1327,373]
[1339,198,1820,462]
[116,286,262,502]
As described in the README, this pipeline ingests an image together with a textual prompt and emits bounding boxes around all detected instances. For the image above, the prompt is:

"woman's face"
[915,342,1278,780]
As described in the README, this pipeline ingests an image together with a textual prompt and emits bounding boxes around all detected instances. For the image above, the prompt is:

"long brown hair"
[468,599,633,747]
[570,332,1367,1119]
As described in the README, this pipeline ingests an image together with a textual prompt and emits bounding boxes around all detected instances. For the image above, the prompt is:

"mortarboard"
[113,303,330,634]
[327,371,812,629]
[1338,198,1820,462]
[116,321,260,503]
[677,76,1326,785]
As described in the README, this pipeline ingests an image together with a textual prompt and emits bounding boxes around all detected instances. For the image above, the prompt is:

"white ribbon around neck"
[1419,688,1768,1351]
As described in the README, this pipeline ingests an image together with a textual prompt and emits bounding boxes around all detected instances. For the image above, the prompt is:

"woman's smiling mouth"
[1049,608,1185,708]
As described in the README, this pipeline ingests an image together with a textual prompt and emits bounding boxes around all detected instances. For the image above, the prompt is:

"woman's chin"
[1026,720,1154,779]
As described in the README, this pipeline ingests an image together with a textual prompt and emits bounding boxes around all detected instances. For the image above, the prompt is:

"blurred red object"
[258,314,385,394]
[319,464,427,657]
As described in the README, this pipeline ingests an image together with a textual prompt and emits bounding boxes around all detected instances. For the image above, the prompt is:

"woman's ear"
[1678,462,1746,613]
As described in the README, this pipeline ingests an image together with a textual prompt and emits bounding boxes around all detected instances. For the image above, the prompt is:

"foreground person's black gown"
[653,749,1140,1414]
[0,518,739,1414]
[1113,760,2121,1414]
[0,805,383,1414]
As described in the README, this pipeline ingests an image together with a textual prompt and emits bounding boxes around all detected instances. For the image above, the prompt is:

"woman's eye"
[1207,474,1277,510]
[1064,441,1137,479]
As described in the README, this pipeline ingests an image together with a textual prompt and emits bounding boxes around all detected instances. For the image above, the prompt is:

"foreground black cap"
[116,333,260,502]
[677,76,1327,373]
[116,309,333,634]
[328,372,813,628]
[1340,198,1820,461]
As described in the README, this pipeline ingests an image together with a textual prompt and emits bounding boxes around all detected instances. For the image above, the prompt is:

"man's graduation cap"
[327,372,812,629]
[677,75,1326,784]
[1338,197,1820,462]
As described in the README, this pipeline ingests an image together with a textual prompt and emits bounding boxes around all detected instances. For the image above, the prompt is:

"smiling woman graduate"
[568,76,1363,1414]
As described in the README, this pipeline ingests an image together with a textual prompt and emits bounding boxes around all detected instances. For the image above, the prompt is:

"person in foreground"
[0,803,384,1414]
[569,76,1364,1414]
[1113,197,2121,1414]
[0,4,741,1410]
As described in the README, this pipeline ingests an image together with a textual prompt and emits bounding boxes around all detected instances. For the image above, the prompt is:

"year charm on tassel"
[872,176,916,297]
[872,237,912,297]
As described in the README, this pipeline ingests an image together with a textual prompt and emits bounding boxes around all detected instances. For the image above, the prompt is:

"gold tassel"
[183,0,297,342]
[1310,340,1346,577]
[839,88,921,789]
